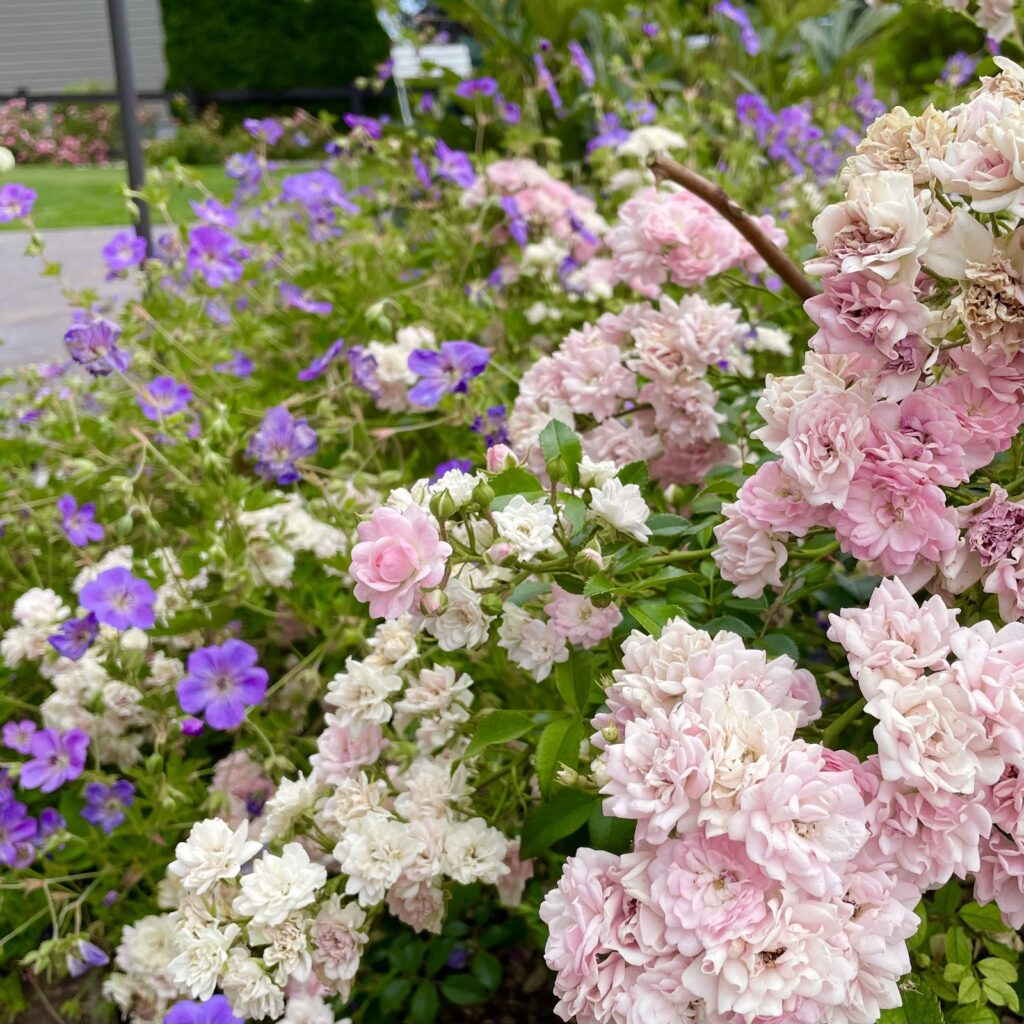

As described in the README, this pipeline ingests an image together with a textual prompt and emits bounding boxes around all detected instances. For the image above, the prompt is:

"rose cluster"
[714,60,1024,609]
[509,295,754,487]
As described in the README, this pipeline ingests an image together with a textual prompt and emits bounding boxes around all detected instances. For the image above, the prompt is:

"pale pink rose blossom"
[350,505,452,619]
[736,462,829,539]
[974,832,1024,928]
[544,583,623,648]
[966,486,1024,566]
[713,501,787,600]
[827,576,958,695]
[983,551,1024,622]
[730,742,869,898]
[310,718,385,784]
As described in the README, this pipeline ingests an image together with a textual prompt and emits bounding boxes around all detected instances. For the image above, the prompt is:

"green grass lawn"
[1,164,236,230]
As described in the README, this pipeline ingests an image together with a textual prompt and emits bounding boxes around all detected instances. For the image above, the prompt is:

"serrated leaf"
[878,1009,907,1024]
[977,957,1016,983]
[946,926,973,967]
[960,902,1007,933]
[627,602,682,636]
[539,419,582,487]
[490,466,543,497]
[471,950,502,992]
[948,1006,999,1023]
[561,494,587,536]
[521,787,599,857]
[410,980,439,1024]
[618,460,648,487]
[441,974,488,1006]
[554,651,593,712]
[762,632,799,659]
[535,717,583,797]
[982,976,1018,1010]
[704,615,755,638]
[582,574,614,598]
[901,982,945,1024]
[465,710,534,757]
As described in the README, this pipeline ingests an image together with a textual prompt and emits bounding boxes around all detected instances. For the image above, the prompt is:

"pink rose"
[350,505,451,619]
[713,501,787,600]
[736,461,829,538]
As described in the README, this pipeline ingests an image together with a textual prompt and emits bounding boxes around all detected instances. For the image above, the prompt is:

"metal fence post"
[106,0,152,254]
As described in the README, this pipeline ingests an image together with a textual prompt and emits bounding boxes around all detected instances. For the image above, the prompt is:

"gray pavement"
[0,227,135,369]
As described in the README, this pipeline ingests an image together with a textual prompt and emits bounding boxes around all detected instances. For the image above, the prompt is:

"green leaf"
[934,879,963,916]
[380,978,412,1011]
[618,460,648,488]
[946,926,973,967]
[465,710,534,757]
[627,602,682,636]
[410,981,439,1024]
[539,419,582,487]
[982,977,1019,1010]
[587,803,635,854]
[878,1009,907,1024]
[554,651,594,712]
[977,957,1016,984]
[425,938,457,976]
[441,974,489,1006]
[960,902,1007,933]
[957,974,981,1004]
[490,466,544,497]
[704,615,755,638]
[948,1007,999,1023]
[471,950,502,992]
[646,513,688,542]
[561,494,587,536]
[762,632,799,659]
[521,787,599,858]
[582,574,614,598]
[901,982,945,1024]
[535,717,583,797]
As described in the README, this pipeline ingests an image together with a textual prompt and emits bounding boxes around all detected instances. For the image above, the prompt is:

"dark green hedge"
[159,0,390,95]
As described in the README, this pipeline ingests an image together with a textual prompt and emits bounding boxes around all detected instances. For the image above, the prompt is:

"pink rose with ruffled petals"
[350,505,452,619]
[731,742,869,898]
[983,552,1024,622]
[974,832,1024,929]
[544,583,622,648]
[310,717,385,784]
[737,462,829,539]
[713,501,787,600]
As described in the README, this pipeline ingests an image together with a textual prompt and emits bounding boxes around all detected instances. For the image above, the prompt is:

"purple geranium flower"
[2,720,36,755]
[280,282,332,315]
[48,613,99,661]
[298,339,345,382]
[20,728,89,793]
[80,567,156,631]
[500,196,529,246]
[418,91,438,116]
[37,806,65,841]
[63,313,130,377]
[471,404,509,447]
[225,151,262,187]
[81,779,134,833]
[0,800,37,866]
[191,198,238,229]
[67,940,109,978]
[165,995,244,1024]
[347,346,381,398]
[851,75,886,127]
[568,41,596,87]
[247,406,318,484]
[498,99,521,125]
[177,640,269,730]
[587,112,629,154]
[137,376,192,421]
[101,230,147,276]
[435,141,476,188]
[56,494,104,547]
[455,77,499,100]
[642,22,659,37]
[408,341,490,408]
[533,53,563,111]
[941,51,979,88]
[187,226,245,288]
[243,117,284,145]
[214,350,253,377]
[344,114,383,139]
[412,152,432,190]
[0,183,37,222]
[713,0,760,55]
[432,458,474,480]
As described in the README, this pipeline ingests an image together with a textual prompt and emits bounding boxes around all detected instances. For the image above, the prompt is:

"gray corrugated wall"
[0,0,167,92]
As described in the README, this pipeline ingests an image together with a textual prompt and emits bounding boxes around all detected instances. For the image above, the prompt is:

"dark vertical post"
[106,0,151,253]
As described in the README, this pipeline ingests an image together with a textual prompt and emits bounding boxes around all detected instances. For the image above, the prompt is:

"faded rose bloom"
[966,486,1024,566]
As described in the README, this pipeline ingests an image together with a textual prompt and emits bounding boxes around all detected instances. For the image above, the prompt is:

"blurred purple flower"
[298,339,345,382]
[102,230,146,276]
[408,341,490,407]
[247,405,318,484]
[243,117,284,145]
[187,226,245,288]
[66,940,109,978]
[81,780,134,834]
[80,568,156,631]
[214,350,253,377]
[432,459,474,480]
[713,1,760,56]
[347,346,381,398]
[500,196,529,246]
[165,996,244,1024]
[471,404,508,447]
[344,114,383,139]
[56,494,104,547]
[191,198,238,229]
[0,800,37,866]
[280,282,332,315]
[2,720,36,755]
[941,51,978,88]
[0,183,36,222]
[568,41,596,87]
[455,77,499,99]
[533,54,563,111]
[435,141,476,188]
[20,728,89,793]
[137,376,192,421]
[64,314,130,377]
[177,640,269,730]
[48,613,99,661]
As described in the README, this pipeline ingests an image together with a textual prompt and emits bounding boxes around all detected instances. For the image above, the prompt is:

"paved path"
[0,227,134,369]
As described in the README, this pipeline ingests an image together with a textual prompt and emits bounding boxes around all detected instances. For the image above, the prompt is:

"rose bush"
[3,6,1024,1024]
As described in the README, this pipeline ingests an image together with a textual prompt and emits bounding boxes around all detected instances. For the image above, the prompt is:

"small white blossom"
[325,657,403,728]
[221,949,286,1021]
[258,773,320,843]
[168,819,263,896]
[497,606,569,682]
[492,495,558,560]
[166,921,240,1001]
[426,577,492,651]
[333,815,424,907]
[233,843,327,927]
[441,817,510,885]
[588,478,651,542]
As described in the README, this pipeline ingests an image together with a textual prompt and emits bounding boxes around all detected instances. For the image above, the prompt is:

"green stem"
[822,698,867,749]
